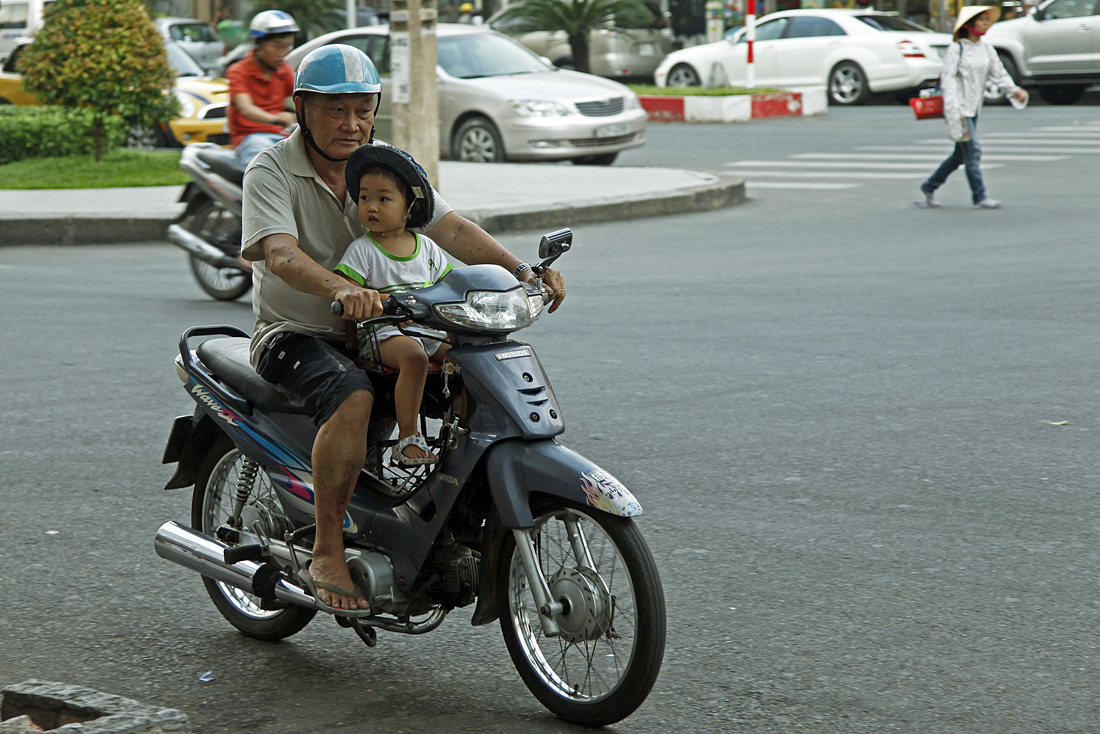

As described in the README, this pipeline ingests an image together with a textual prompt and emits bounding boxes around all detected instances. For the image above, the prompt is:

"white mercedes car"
[654,10,953,105]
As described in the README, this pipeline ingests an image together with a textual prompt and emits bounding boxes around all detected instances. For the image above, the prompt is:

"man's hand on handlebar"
[522,267,566,314]
[334,284,384,321]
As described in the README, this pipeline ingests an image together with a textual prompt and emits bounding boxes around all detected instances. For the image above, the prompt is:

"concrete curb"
[1,680,190,733]
[639,87,828,122]
[459,169,746,233]
[0,167,747,246]
[1,217,178,247]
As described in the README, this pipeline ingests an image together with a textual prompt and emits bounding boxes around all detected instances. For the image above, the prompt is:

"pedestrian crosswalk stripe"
[916,137,1100,147]
[727,160,1002,170]
[792,153,1068,161]
[725,171,925,179]
[859,145,1100,155]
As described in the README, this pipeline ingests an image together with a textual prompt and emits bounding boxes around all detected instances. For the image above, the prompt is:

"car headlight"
[434,287,545,332]
[623,92,641,111]
[175,91,196,118]
[510,99,571,117]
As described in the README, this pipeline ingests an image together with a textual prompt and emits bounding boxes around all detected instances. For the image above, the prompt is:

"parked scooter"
[167,142,250,301]
[154,229,667,726]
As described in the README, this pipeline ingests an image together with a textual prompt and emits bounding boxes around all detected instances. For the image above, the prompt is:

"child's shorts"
[361,325,447,364]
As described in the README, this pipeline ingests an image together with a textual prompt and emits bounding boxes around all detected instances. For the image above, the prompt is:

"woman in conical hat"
[916,5,1028,210]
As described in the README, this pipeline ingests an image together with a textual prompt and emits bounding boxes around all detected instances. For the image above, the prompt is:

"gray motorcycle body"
[166,314,641,612]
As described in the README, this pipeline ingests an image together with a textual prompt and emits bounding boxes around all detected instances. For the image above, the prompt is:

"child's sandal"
[393,433,437,466]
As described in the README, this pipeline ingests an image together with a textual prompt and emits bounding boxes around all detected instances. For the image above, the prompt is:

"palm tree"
[495,0,656,74]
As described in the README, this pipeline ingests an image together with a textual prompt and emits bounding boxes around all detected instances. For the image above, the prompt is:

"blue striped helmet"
[293,44,382,96]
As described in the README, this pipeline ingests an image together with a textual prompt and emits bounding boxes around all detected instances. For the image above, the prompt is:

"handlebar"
[331,297,404,319]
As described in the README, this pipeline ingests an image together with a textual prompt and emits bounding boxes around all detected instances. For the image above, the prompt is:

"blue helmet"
[293,44,382,97]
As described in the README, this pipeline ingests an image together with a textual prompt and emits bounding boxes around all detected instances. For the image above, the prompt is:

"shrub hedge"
[0,106,125,165]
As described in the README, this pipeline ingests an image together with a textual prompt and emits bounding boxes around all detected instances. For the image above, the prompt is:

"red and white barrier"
[638,88,827,123]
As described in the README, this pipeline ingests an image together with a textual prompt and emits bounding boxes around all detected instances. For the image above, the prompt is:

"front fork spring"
[230,456,260,527]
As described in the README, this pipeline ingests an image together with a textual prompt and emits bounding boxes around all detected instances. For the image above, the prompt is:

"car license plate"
[595,123,630,138]
[637,42,656,57]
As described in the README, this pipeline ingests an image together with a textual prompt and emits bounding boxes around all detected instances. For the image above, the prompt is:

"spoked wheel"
[185,200,251,301]
[191,435,315,640]
[497,497,666,726]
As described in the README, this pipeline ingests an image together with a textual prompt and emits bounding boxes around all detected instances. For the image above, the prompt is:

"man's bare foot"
[307,554,369,610]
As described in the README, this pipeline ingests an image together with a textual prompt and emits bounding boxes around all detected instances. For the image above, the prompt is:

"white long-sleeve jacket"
[940,39,1019,142]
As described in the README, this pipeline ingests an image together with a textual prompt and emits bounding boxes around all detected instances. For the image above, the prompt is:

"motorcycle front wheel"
[184,200,251,302]
[497,497,666,726]
[191,434,316,640]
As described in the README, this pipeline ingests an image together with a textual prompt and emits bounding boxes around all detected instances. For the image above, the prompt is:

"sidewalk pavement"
[0,161,744,247]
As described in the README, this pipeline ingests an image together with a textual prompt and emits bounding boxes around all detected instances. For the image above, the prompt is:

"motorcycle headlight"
[434,287,545,332]
[510,99,571,117]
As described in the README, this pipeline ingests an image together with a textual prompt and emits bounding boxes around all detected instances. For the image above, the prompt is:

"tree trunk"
[569,32,589,73]
[93,115,103,162]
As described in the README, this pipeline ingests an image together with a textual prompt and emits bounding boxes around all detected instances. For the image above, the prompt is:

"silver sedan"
[286,24,647,165]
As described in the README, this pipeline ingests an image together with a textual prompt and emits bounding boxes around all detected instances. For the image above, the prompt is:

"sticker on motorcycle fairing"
[191,384,241,427]
[581,469,642,516]
[495,348,532,361]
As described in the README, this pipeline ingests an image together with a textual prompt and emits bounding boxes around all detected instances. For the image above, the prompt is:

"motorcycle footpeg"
[223,544,265,564]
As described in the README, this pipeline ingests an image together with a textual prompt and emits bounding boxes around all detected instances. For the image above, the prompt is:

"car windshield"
[165,40,205,77]
[856,15,934,32]
[437,33,548,79]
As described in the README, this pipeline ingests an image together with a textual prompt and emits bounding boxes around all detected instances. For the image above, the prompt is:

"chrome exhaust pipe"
[154,520,319,611]
[166,224,242,270]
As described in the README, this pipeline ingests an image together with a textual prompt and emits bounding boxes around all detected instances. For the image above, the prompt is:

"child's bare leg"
[378,336,433,461]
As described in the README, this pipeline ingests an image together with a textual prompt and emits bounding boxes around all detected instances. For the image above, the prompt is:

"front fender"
[484,438,642,529]
[470,439,642,627]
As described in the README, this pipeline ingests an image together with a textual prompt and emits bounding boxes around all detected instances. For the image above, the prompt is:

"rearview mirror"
[538,228,573,260]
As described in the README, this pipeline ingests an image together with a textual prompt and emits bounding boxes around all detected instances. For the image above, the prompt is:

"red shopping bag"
[909,95,943,120]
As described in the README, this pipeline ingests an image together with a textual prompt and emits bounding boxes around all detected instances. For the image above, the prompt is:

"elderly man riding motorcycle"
[240,44,566,611]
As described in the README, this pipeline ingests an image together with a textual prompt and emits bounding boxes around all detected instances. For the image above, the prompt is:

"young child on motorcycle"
[335,144,452,466]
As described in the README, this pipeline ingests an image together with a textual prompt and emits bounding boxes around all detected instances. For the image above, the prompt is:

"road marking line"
[791,153,1068,161]
[726,171,936,179]
[727,160,953,170]
[916,138,1100,147]
[859,145,1100,155]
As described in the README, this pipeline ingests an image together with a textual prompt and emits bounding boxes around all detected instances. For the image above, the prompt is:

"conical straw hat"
[954,5,1001,40]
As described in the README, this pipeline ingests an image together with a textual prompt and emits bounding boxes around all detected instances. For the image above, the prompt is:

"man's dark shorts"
[256,332,374,427]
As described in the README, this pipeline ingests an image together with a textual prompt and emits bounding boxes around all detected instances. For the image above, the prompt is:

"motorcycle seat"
[197,147,245,187]
[196,337,309,415]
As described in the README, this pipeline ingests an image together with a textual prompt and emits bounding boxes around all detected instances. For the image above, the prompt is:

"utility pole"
[390,0,440,186]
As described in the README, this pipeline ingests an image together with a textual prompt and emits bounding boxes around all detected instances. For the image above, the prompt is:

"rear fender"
[162,411,222,489]
[174,184,209,223]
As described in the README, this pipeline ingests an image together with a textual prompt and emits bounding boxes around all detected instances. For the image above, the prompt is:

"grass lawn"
[0,148,188,189]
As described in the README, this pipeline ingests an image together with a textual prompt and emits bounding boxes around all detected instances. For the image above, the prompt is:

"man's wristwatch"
[513,262,532,280]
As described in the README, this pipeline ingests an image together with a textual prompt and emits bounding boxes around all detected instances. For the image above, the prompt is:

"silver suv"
[986,0,1099,104]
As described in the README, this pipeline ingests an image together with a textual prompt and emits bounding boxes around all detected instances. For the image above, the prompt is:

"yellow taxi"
[0,37,230,147]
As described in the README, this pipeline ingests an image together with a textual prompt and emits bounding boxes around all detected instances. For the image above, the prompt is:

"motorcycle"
[154,229,667,726]
[167,142,251,302]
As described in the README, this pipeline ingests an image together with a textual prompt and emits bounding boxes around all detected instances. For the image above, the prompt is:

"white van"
[0,0,53,64]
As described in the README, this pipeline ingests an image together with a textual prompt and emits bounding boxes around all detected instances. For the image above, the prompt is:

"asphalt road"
[1,103,1099,733]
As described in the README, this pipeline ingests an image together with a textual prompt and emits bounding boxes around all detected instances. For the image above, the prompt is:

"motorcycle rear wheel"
[185,200,251,302]
[191,435,316,640]
[497,497,666,726]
